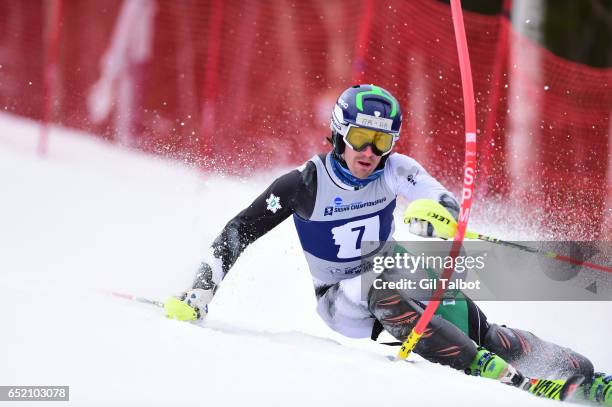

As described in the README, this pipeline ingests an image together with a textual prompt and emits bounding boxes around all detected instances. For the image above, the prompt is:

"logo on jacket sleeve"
[266,193,282,213]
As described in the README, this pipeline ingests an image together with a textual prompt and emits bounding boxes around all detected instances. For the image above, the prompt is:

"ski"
[519,374,585,402]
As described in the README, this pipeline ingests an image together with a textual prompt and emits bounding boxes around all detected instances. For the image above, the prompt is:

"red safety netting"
[0,0,610,239]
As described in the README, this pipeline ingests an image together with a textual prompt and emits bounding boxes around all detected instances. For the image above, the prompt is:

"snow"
[0,113,609,406]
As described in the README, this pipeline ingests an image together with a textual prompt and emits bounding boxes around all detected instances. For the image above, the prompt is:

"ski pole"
[397,0,478,360]
[106,290,165,308]
[403,199,612,274]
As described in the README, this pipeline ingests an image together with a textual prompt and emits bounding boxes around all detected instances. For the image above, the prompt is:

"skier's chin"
[343,148,381,179]
[350,161,376,179]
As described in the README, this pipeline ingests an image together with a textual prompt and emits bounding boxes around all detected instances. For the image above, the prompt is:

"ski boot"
[465,347,524,386]
[466,347,585,402]
[573,372,612,406]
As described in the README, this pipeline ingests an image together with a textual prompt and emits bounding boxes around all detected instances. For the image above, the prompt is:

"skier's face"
[343,144,383,179]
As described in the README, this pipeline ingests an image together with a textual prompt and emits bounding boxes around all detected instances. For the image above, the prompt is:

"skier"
[170,84,610,404]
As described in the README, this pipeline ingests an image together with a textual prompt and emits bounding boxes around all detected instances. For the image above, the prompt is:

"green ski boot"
[465,347,584,402]
[574,373,612,406]
[465,347,523,385]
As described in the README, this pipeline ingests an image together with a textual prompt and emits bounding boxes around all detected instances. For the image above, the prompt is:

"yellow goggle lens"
[345,127,394,154]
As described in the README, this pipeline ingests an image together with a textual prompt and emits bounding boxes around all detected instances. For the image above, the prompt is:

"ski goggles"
[343,125,397,156]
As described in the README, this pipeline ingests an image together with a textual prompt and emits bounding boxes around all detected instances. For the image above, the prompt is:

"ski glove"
[407,193,459,238]
[165,262,217,321]
[408,217,437,237]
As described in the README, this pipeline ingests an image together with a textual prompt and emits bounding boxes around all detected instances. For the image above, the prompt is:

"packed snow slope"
[0,113,610,407]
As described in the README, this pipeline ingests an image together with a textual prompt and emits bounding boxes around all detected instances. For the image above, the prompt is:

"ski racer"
[171,84,610,404]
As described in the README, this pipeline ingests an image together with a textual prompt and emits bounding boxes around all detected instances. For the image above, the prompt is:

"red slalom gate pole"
[397,0,477,360]
[38,0,63,157]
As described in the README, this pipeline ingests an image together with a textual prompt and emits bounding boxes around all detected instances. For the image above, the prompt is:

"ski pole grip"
[398,329,423,360]
[403,199,458,239]
[164,297,199,321]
